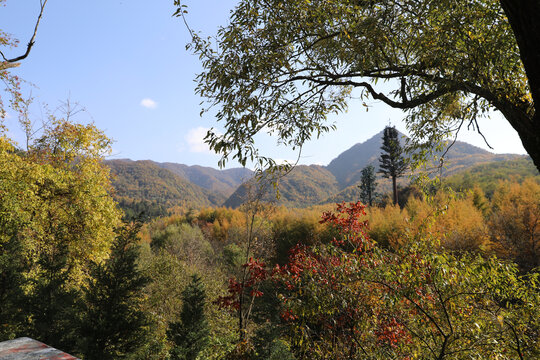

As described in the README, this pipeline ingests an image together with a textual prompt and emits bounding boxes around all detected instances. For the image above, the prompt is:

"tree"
[358,165,376,206]
[489,179,540,272]
[379,126,407,206]
[0,119,122,283]
[24,243,80,354]
[0,235,26,340]
[177,0,540,171]
[0,0,48,65]
[167,274,210,360]
[272,202,540,359]
[0,117,121,343]
[79,223,151,360]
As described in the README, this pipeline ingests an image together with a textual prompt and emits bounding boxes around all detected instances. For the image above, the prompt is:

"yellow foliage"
[0,121,122,284]
[368,205,409,249]
[489,179,540,271]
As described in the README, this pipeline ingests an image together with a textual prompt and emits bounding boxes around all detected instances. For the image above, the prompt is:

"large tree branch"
[281,62,532,132]
[287,74,463,109]
[0,0,48,63]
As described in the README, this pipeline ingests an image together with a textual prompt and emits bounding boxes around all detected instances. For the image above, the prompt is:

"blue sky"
[1,0,527,169]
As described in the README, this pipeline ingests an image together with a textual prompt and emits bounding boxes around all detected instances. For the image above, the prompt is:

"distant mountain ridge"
[326,130,518,188]
[156,162,253,197]
[106,160,225,210]
[224,130,525,207]
[105,130,530,211]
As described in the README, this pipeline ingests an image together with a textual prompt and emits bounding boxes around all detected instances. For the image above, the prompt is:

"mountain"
[326,130,385,188]
[105,130,532,212]
[444,157,539,197]
[106,160,225,210]
[224,165,339,208]
[156,162,253,197]
[223,130,527,207]
[437,141,521,176]
[326,130,520,188]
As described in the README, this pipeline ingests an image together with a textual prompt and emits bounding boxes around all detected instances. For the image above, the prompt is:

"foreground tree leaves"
[0,120,122,345]
[0,120,121,283]
[269,203,540,359]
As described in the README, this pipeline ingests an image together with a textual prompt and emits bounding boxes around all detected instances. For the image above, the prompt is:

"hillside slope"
[444,157,539,197]
[325,130,520,188]
[224,165,339,208]
[157,162,253,197]
[106,160,225,210]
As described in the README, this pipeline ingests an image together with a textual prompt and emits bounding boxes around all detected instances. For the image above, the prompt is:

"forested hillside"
[223,131,525,208]
[103,131,527,213]
[327,130,521,188]
[224,165,339,208]
[444,157,539,197]
[106,159,225,217]
[157,162,253,197]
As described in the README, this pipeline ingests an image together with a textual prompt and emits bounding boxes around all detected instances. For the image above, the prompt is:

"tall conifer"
[379,126,407,205]
[359,165,377,206]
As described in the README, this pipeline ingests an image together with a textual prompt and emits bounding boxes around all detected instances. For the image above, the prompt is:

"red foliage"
[215,257,268,311]
[321,202,372,251]
[375,317,412,348]
[273,202,419,355]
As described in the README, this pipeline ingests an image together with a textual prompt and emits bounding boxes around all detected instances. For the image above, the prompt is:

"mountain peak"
[326,129,406,187]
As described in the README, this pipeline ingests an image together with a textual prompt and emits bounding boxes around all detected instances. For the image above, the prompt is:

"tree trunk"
[392,176,398,206]
[500,0,540,172]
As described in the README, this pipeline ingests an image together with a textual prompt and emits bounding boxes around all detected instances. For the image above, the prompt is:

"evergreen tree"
[379,126,407,205]
[167,274,209,360]
[24,243,80,353]
[359,165,377,206]
[0,236,30,340]
[79,223,151,360]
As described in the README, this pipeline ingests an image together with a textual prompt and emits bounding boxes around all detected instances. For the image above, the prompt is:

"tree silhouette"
[167,274,209,360]
[379,126,407,205]
[359,165,377,206]
[79,223,151,360]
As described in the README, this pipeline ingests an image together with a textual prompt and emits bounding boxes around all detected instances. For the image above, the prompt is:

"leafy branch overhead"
[176,0,540,171]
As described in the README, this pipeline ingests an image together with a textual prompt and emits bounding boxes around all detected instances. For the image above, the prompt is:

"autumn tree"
[358,165,377,206]
[273,202,540,359]
[379,126,407,205]
[489,179,540,272]
[0,118,121,342]
[176,0,540,171]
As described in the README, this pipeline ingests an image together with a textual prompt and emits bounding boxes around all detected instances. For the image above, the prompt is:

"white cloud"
[185,127,212,153]
[274,158,294,165]
[140,98,157,109]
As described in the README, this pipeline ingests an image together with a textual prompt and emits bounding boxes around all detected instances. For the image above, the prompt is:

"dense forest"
[1,117,538,358]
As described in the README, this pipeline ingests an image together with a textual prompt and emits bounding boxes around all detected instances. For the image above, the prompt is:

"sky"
[0,0,527,169]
